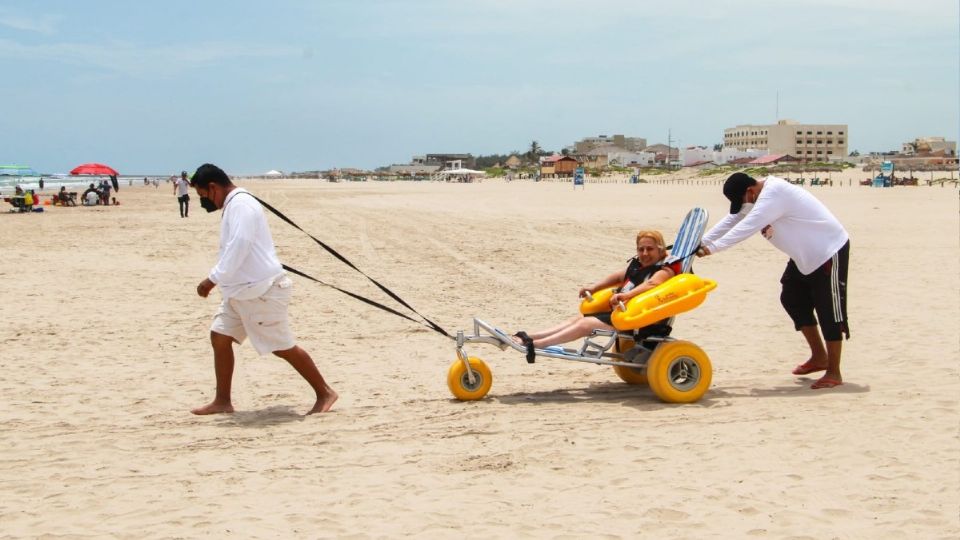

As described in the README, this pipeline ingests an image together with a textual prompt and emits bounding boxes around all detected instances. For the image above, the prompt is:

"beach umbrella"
[70,163,119,176]
[0,164,37,176]
[72,162,120,190]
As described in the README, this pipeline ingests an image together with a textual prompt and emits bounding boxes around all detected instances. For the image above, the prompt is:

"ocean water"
[0,175,168,194]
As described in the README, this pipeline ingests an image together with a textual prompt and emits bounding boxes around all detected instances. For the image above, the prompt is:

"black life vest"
[619,257,665,293]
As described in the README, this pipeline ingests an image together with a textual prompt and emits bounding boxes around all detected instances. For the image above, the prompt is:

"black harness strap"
[249,194,453,339]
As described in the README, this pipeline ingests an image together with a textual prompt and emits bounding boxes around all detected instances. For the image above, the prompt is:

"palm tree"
[527,140,542,164]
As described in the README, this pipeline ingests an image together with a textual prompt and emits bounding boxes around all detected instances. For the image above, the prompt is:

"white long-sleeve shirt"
[701,176,848,275]
[209,188,283,299]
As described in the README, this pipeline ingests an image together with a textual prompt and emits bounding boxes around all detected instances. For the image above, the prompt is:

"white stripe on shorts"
[830,251,842,322]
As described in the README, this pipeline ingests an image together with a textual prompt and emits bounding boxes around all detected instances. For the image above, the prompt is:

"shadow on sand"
[215,405,306,427]
[707,378,870,399]
[488,381,715,411]
[477,377,869,409]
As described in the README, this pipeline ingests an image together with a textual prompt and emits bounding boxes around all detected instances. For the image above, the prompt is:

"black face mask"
[199,196,218,213]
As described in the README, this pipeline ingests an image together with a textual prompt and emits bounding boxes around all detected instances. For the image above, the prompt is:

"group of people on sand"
[12,185,40,212]
[80,179,120,206]
[185,165,848,419]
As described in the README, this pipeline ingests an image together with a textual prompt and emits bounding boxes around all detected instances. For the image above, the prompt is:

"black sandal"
[513,331,532,345]
[512,331,535,363]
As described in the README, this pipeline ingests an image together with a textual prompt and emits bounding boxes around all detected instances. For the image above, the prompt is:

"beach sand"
[1,172,958,538]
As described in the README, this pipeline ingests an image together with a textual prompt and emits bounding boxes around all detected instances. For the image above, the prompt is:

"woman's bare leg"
[534,317,612,348]
[523,314,584,341]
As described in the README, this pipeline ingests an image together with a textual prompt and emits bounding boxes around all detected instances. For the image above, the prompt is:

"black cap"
[723,172,756,214]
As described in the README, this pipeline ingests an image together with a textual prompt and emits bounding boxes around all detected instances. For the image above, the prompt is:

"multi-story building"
[571,134,647,154]
[723,119,848,161]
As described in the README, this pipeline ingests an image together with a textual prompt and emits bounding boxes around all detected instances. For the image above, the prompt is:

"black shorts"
[779,240,850,341]
[178,194,190,202]
[590,311,613,326]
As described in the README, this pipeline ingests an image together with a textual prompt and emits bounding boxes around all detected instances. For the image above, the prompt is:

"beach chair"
[448,207,717,404]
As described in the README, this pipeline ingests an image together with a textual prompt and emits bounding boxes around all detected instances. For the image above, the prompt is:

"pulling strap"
[250,194,453,340]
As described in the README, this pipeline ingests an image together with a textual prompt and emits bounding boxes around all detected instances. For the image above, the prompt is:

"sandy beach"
[1,172,958,538]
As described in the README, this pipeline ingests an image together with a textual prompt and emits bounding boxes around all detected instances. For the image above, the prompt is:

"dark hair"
[191,163,232,188]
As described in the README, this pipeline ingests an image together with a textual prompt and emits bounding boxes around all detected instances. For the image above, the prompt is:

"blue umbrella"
[0,164,37,176]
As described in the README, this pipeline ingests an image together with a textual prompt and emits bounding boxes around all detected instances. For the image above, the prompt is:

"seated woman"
[514,230,681,362]
[58,186,75,206]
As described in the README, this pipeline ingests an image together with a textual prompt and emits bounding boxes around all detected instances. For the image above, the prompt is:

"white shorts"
[210,275,296,355]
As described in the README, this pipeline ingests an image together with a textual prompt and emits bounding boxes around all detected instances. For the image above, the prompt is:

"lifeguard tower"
[872,160,894,187]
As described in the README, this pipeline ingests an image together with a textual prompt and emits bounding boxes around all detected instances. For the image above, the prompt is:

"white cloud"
[0,9,59,35]
[0,38,300,78]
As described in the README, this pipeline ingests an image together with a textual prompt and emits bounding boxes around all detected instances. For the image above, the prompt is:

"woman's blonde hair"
[636,230,666,250]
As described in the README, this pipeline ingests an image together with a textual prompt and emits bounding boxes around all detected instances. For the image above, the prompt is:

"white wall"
[680,147,714,166]
[608,151,655,166]
[719,147,767,163]
[678,147,768,165]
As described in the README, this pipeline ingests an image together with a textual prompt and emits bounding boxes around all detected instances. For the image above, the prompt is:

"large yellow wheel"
[612,337,647,385]
[613,364,648,385]
[447,356,493,401]
[646,341,712,403]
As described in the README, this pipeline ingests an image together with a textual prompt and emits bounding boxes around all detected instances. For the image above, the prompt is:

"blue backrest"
[663,207,708,275]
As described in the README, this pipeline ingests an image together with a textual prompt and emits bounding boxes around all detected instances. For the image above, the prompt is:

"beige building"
[723,119,848,161]
[572,134,647,154]
[901,136,956,156]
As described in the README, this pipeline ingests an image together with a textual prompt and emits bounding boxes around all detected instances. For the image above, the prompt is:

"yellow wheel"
[447,356,493,401]
[612,337,647,385]
[646,340,712,403]
[613,364,648,385]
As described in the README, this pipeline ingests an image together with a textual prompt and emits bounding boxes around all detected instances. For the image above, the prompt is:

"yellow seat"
[610,274,717,331]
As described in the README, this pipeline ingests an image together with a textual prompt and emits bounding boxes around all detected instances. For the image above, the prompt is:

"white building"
[679,146,767,166]
[608,151,656,167]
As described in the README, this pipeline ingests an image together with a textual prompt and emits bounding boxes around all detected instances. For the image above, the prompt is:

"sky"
[1,0,957,175]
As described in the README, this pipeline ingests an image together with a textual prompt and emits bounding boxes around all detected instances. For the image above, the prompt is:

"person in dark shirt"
[513,230,680,359]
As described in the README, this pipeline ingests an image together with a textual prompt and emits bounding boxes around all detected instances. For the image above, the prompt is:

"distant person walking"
[697,173,850,390]
[174,171,190,217]
[189,163,337,415]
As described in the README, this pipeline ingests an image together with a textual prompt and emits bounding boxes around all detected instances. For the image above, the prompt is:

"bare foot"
[191,401,235,415]
[307,389,339,414]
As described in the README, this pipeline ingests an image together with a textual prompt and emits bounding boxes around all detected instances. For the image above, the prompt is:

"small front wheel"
[646,341,712,403]
[447,356,493,401]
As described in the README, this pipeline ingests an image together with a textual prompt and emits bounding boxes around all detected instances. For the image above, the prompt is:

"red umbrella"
[70,163,119,176]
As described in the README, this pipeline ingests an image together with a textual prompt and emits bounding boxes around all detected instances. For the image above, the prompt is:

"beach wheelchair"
[448,207,717,404]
